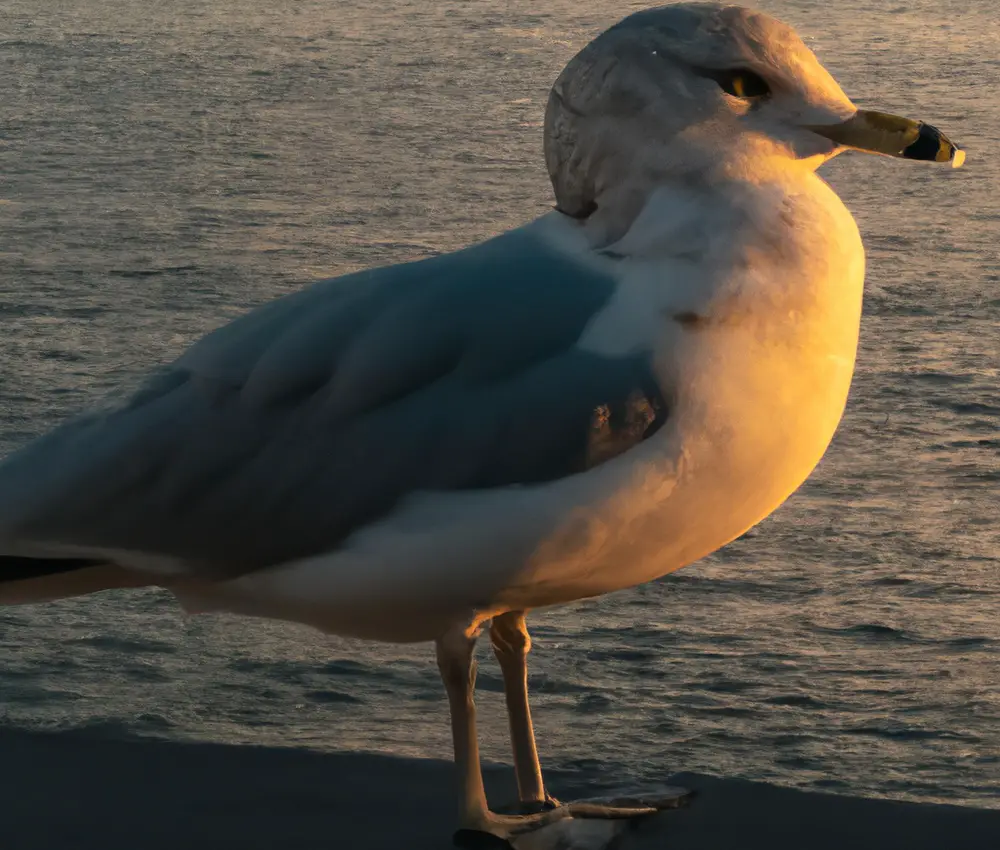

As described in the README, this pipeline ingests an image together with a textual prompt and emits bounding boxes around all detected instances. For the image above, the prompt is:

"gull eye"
[708,68,771,99]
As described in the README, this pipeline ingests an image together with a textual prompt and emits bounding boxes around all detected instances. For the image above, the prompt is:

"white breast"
[492,171,866,603]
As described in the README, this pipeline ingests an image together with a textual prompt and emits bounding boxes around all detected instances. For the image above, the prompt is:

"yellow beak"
[808,110,965,168]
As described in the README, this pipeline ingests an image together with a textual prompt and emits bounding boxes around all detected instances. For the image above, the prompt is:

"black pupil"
[718,69,770,98]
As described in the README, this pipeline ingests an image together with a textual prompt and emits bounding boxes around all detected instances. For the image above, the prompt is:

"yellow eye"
[709,69,771,99]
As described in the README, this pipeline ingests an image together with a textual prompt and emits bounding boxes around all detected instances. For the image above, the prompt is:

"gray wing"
[0,228,667,575]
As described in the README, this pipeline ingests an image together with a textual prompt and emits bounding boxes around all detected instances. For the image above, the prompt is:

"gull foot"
[453,786,691,850]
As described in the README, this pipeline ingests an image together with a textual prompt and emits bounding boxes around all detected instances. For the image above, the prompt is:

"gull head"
[545,2,964,219]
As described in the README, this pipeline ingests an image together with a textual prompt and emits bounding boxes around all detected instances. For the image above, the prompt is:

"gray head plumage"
[543,3,853,222]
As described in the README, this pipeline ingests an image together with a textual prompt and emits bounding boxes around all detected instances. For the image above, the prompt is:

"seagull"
[0,3,962,847]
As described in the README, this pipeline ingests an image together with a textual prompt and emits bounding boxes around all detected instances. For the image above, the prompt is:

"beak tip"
[951,148,966,169]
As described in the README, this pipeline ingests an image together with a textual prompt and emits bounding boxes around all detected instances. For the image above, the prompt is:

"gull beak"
[808,110,965,168]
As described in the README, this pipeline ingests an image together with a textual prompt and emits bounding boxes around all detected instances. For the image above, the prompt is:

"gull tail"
[0,556,152,604]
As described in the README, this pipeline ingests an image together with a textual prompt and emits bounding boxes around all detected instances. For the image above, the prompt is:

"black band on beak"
[903,122,959,164]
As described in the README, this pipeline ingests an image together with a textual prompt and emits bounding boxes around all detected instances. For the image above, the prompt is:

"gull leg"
[438,620,570,848]
[436,622,491,829]
[490,611,556,812]
[438,619,691,849]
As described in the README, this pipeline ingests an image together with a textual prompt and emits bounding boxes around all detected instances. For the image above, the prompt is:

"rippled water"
[1,0,998,811]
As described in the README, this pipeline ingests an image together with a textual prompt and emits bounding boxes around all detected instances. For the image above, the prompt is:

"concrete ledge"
[1,728,996,850]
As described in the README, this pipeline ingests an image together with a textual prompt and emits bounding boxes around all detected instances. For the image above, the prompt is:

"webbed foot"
[453,786,691,849]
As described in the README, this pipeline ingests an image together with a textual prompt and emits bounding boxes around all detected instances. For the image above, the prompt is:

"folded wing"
[0,227,668,578]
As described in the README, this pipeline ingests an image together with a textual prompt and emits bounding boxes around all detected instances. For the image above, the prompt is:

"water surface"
[1,0,997,810]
